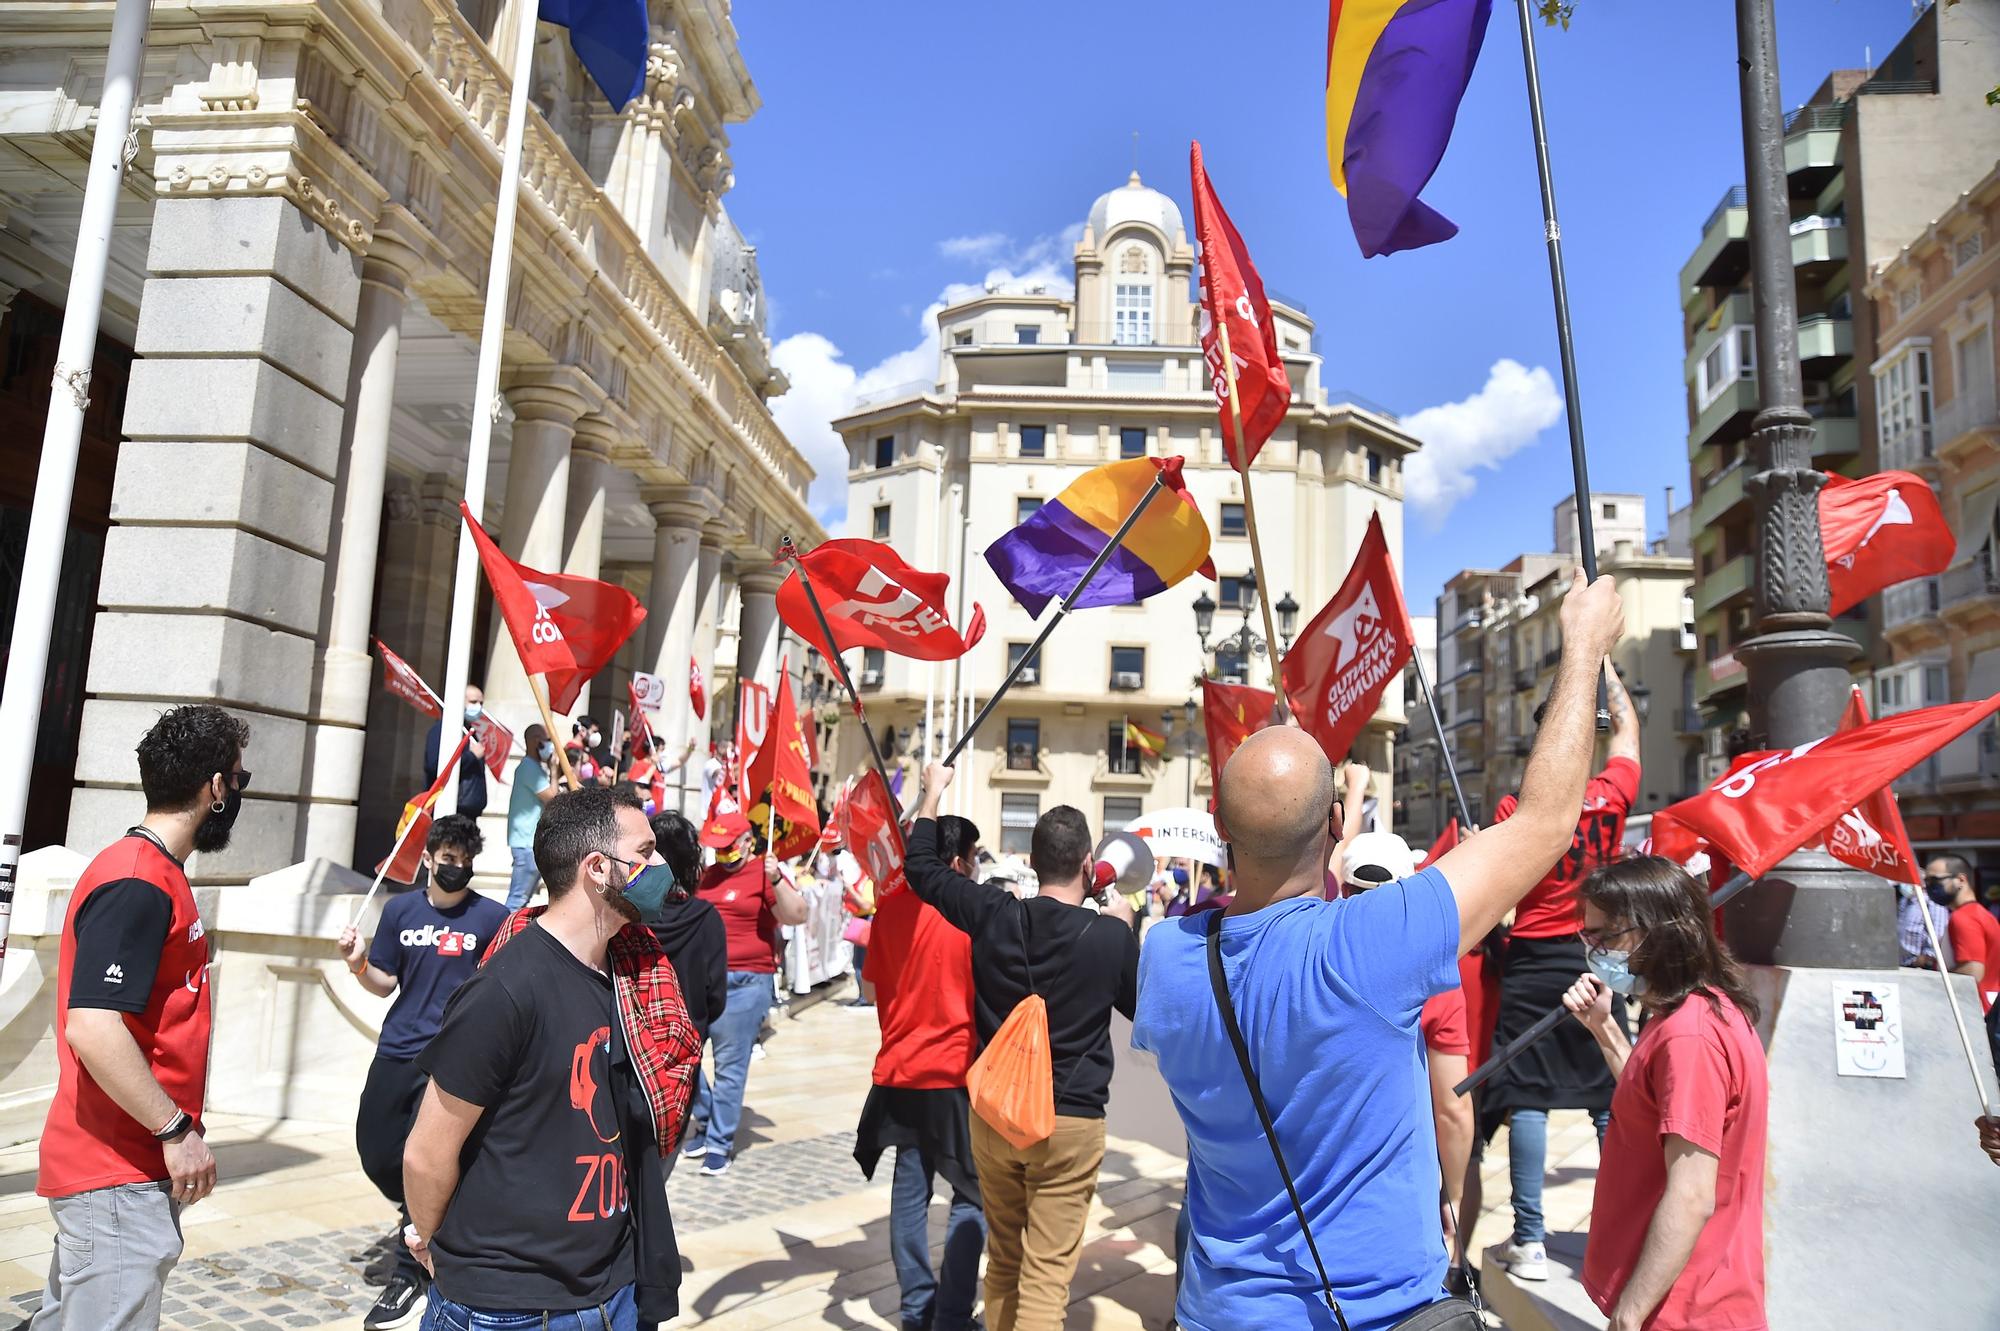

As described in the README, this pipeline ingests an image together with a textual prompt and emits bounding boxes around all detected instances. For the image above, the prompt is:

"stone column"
[560,414,618,718]
[643,488,719,806]
[736,568,784,697]
[484,367,595,734]
[72,195,359,881]
[691,520,730,751]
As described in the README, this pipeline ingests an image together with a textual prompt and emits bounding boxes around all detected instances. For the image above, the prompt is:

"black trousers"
[356,1054,428,1283]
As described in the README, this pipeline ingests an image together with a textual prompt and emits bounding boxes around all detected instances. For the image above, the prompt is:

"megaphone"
[1093,830,1156,900]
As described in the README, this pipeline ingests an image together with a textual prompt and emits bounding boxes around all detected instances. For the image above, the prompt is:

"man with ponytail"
[1561,856,1769,1331]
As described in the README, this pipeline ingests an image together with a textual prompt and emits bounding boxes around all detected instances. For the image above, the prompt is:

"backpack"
[967,905,1093,1149]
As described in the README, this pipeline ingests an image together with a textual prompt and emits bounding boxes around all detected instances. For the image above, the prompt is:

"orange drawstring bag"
[967,992,1055,1149]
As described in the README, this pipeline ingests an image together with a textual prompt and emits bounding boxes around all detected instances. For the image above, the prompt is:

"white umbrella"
[1124,807,1225,867]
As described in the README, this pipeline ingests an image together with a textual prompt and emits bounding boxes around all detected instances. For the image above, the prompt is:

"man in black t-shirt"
[402,787,683,1330]
[910,762,1138,1331]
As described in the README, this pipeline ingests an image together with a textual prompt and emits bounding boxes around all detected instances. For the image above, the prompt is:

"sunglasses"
[225,770,252,793]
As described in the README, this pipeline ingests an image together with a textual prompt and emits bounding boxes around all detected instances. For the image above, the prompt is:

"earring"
[211,799,226,814]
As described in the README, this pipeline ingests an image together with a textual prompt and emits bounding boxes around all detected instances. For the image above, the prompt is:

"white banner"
[1125,807,1226,867]
[630,669,667,711]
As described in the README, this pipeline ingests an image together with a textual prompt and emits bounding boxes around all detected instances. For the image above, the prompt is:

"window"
[1019,424,1046,458]
[1220,502,1246,537]
[1602,502,1617,520]
[1955,231,1985,273]
[1016,497,1043,524]
[1110,646,1145,690]
[1216,645,1246,682]
[872,504,892,540]
[1113,282,1153,345]
[1007,642,1043,682]
[952,328,973,346]
[1108,722,1143,774]
[1898,283,1922,316]
[1367,449,1384,485]
[874,435,895,468]
[1016,324,1040,345]
[1696,326,1755,408]
[1680,591,1697,651]
[1006,718,1040,772]
[1120,427,1147,459]
[861,647,885,686]
[1876,344,1934,469]
[1219,575,1249,609]
[1000,793,1039,854]
[1103,795,1143,829]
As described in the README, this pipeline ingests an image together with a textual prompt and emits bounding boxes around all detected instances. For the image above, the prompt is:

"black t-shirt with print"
[419,922,634,1311]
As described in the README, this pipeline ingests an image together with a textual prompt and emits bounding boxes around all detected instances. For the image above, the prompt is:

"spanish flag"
[1124,718,1168,762]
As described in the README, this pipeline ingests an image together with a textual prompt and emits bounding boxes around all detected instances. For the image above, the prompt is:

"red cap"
[700,809,752,850]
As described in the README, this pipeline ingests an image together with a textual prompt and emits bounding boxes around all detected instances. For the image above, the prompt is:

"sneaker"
[1501,1240,1548,1281]
[362,1242,400,1287]
[363,1273,426,1329]
[681,1129,709,1158]
[700,1152,731,1177]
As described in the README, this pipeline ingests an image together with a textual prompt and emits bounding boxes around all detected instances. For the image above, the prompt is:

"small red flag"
[1419,820,1462,870]
[459,503,647,713]
[1282,513,1416,767]
[778,539,985,664]
[838,769,909,902]
[469,712,514,783]
[377,733,468,884]
[737,679,774,808]
[1819,471,1954,616]
[375,638,442,719]
[768,674,820,859]
[690,658,707,721]
[1200,677,1278,787]
[1821,688,1922,885]
[1191,141,1292,469]
[1656,692,2000,879]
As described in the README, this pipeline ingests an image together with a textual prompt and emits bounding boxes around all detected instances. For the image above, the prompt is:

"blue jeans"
[688,970,775,1159]
[506,846,538,910]
[1507,1107,1610,1245]
[421,1283,635,1331]
[889,1144,985,1331]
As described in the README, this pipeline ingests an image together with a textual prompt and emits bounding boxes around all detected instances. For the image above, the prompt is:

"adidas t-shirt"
[369,888,509,1060]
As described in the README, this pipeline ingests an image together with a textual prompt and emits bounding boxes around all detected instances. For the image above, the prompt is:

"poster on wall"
[1833,984,1905,1079]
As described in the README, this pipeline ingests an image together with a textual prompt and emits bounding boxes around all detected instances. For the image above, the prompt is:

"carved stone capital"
[571,413,621,463]
[642,484,720,531]
[501,365,603,425]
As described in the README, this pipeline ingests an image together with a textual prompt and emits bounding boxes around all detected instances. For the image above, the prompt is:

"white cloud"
[1400,359,1564,525]
[938,232,1009,261]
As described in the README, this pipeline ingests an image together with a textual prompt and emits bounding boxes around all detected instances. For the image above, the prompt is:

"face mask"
[464,703,483,723]
[1895,881,1915,901]
[193,781,242,854]
[588,730,602,748]
[537,741,555,762]
[1924,876,1957,907]
[432,863,475,894]
[1586,946,1646,997]
[1171,866,1189,888]
[608,855,676,920]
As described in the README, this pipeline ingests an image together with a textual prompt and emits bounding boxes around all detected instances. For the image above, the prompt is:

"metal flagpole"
[434,0,544,815]
[943,473,1170,766]
[1408,645,1476,832]
[0,0,152,968]
[777,540,900,802]
[1213,319,1290,718]
[1513,0,1608,726]
[1911,884,2000,1118]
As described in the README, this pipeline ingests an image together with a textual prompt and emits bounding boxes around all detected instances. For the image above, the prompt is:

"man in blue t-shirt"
[1131,569,1624,1331]
[337,813,507,1330]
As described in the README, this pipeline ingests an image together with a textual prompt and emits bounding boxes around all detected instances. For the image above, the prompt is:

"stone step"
[1479,1233,1606,1331]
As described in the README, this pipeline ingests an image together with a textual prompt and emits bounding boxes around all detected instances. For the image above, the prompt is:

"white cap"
[1341,831,1418,890]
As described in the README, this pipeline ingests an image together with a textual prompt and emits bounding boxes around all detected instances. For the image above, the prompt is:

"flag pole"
[435,0,545,816]
[350,732,470,928]
[527,673,580,790]
[1910,881,2000,1118]
[943,472,1171,767]
[777,539,901,803]
[1408,643,1477,832]
[1513,0,1608,727]
[0,0,151,969]
[1214,318,1290,719]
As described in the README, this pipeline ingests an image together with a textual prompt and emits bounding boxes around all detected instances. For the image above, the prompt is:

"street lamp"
[1192,590,1216,643]
[1182,696,1198,806]
[1276,592,1300,651]
[1194,575,1298,680]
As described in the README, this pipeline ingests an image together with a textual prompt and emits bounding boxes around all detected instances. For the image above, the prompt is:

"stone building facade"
[832,173,1422,851]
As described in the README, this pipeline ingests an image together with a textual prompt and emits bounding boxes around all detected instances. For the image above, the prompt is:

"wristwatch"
[152,1108,194,1143]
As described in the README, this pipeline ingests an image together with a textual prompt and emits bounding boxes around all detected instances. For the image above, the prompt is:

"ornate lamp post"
[1728,0,1885,967]
[1182,696,1198,806]
[1193,570,1299,680]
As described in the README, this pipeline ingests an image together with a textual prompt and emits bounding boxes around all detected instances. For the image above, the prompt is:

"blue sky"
[726,0,1922,613]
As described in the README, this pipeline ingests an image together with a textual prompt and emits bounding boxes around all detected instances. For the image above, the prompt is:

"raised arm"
[909,762,1009,937]
[1435,570,1624,951]
[1604,661,1641,766]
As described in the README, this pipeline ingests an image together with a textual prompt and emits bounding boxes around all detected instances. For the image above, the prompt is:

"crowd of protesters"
[31,570,2000,1331]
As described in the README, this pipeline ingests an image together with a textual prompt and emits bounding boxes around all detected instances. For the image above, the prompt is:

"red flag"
[1657,692,2000,879]
[838,769,909,902]
[768,675,820,859]
[1282,513,1416,766]
[375,638,442,718]
[1418,820,1461,870]
[737,679,773,807]
[1819,471,1954,616]
[469,712,513,783]
[1821,688,1922,885]
[459,503,647,713]
[1200,678,1278,786]
[690,658,707,721]
[376,734,468,884]
[778,539,985,663]
[1191,141,1292,469]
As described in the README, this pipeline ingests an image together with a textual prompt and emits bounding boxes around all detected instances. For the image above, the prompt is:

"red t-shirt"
[863,885,977,1089]
[1584,993,1768,1331]
[1947,902,2000,1013]
[40,835,213,1199]
[1458,950,1501,1069]
[696,859,779,974]
[1494,756,1640,939]
[1420,987,1469,1057]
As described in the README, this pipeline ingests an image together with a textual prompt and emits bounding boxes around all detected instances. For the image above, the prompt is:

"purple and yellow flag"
[1325,0,1491,258]
[984,457,1214,618]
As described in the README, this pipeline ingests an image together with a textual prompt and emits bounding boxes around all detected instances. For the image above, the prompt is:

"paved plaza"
[0,982,1607,1330]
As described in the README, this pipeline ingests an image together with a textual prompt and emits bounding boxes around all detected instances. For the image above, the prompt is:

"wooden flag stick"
[528,672,581,789]
[349,806,428,930]
[1214,318,1290,720]
[779,540,901,804]
[1910,878,2000,1119]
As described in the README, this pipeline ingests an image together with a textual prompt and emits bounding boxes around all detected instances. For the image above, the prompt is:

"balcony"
[1683,293,1753,381]
[1695,553,1752,616]
[1797,313,1852,365]
[1884,577,1944,638]
[1809,412,1859,461]
[1935,390,1999,461]
[1941,554,2000,636]
[1895,755,1938,796]
[1692,457,1749,531]
[1450,658,1484,683]
[1681,186,1748,300]
[1514,666,1536,692]
[1451,609,1485,636]
[1676,706,1704,735]
[1783,103,1844,189]
[1690,379,1759,455]
[1698,651,1747,703]
[1789,215,1847,268]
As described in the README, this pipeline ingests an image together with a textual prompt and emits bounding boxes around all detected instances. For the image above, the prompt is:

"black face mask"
[193,783,241,854]
[432,863,475,894]
[1924,876,1958,907]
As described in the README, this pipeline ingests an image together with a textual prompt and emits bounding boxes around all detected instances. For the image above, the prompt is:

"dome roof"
[1087,170,1185,244]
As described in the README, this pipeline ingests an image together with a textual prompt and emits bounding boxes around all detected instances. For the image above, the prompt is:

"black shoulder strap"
[1205,909,1349,1331]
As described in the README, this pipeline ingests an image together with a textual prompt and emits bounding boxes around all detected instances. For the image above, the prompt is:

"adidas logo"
[398,925,478,956]
[103,963,124,985]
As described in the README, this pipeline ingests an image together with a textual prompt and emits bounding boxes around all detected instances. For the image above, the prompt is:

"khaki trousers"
[970,1112,1105,1331]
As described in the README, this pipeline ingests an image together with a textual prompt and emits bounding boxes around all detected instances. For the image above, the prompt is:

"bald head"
[1217,728,1336,889]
